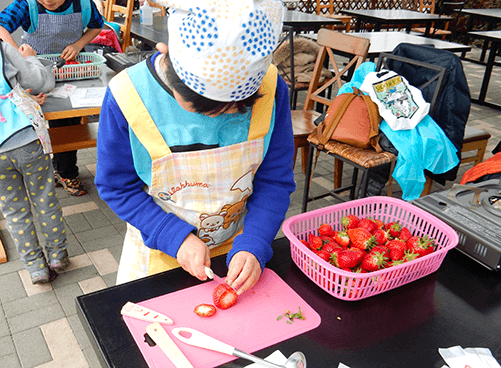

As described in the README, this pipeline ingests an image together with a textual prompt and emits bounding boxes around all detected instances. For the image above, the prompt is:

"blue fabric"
[0,0,103,34]
[339,62,459,201]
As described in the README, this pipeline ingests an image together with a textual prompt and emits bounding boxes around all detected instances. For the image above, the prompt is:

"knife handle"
[146,323,194,368]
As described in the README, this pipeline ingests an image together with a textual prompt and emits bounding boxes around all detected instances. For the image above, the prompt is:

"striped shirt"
[0,0,104,33]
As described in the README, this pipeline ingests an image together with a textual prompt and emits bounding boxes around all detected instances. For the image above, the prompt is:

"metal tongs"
[53,57,66,69]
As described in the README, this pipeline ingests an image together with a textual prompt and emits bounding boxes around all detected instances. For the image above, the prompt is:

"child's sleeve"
[2,43,55,93]
[0,0,31,33]
[87,0,105,28]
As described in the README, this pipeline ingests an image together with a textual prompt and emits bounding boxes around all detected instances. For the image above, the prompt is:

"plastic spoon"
[171,327,306,368]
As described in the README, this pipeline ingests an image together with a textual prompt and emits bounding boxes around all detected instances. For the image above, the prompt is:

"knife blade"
[146,323,194,368]
[204,266,236,291]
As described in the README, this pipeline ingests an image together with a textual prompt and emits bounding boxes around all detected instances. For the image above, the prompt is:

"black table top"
[77,237,501,368]
[341,9,451,22]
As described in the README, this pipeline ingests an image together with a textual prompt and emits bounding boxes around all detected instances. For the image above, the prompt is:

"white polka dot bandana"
[155,0,284,101]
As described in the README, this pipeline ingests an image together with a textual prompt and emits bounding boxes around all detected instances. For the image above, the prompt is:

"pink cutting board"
[123,268,321,368]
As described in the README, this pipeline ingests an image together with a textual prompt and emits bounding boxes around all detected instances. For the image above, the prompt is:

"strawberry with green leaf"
[407,235,435,257]
[361,250,388,272]
[333,231,350,248]
[318,223,335,237]
[347,228,374,250]
[341,214,359,230]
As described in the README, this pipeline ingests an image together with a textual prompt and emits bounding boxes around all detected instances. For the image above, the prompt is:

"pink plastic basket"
[282,197,459,301]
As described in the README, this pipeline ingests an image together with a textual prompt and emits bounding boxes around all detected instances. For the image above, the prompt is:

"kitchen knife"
[146,323,194,368]
[204,266,236,291]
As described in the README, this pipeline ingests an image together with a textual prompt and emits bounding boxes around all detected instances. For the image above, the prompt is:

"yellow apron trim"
[109,70,172,160]
[248,64,278,141]
[147,229,242,275]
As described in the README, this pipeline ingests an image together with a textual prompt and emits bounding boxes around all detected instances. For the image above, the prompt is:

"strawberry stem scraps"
[277,307,305,324]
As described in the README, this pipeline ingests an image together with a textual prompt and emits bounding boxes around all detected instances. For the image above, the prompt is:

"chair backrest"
[105,0,135,51]
[303,28,370,111]
[418,0,436,14]
[376,52,446,116]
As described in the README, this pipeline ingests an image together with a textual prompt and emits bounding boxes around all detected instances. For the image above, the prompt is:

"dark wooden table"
[461,8,501,63]
[467,30,501,110]
[340,9,452,37]
[77,237,501,368]
[282,10,340,32]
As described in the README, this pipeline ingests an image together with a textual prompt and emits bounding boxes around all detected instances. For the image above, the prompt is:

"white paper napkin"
[439,346,501,368]
[244,350,287,367]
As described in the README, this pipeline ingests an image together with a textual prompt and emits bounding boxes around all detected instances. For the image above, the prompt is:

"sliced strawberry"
[213,283,238,309]
[318,223,335,237]
[194,304,217,317]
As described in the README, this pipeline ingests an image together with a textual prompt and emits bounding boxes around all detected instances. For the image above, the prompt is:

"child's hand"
[226,251,261,295]
[18,44,37,58]
[60,44,82,61]
[26,89,47,105]
[176,233,211,281]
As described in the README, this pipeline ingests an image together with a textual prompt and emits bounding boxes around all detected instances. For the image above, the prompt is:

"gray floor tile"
[0,335,16,356]
[54,283,85,316]
[50,265,99,290]
[73,226,121,244]
[65,213,93,234]
[8,303,65,334]
[2,291,59,318]
[0,307,10,338]
[1,353,22,368]
[83,209,113,229]
[12,327,52,368]
[80,234,124,254]
[0,273,27,303]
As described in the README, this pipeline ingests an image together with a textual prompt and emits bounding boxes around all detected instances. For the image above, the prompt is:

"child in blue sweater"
[95,0,295,294]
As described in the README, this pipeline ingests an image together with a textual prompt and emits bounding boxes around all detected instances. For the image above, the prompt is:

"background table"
[77,237,501,368]
[340,9,452,37]
[461,8,501,63]
[42,65,115,120]
[467,30,501,110]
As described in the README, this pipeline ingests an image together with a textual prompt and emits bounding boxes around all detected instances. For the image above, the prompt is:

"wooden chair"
[104,0,135,51]
[315,0,352,33]
[301,52,447,211]
[412,0,464,40]
[291,28,370,174]
[147,0,166,16]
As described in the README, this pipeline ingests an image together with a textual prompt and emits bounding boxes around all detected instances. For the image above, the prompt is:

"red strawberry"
[385,260,405,268]
[402,251,419,263]
[334,248,365,269]
[357,218,378,234]
[373,228,389,245]
[370,245,390,260]
[372,218,384,229]
[386,238,407,250]
[399,227,413,241]
[361,250,388,272]
[212,284,238,309]
[307,234,324,250]
[333,231,350,247]
[384,221,402,239]
[299,239,310,249]
[407,235,435,258]
[320,235,335,244]
[347,228,374,250]
[322,241,341,254]
[318,223,335,237]
[389,241,407,261]
[341,215,359,230]
[194,304,217,317]
[315,249,332,262]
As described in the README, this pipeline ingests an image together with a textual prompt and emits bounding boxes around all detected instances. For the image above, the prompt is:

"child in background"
[0,40,69,284]
[0,0,105,196]
[96,0,295,294]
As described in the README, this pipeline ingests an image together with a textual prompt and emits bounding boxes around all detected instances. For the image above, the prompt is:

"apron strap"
[248,64,277,141]
[109,69,172,161]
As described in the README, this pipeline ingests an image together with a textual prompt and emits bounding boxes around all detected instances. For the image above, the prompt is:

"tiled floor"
[0,46,500,368]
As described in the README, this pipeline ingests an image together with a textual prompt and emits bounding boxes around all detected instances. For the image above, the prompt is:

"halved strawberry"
[194,304,217,317]
[213,283,238,309]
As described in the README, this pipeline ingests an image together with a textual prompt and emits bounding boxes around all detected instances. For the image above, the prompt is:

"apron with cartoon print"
[23,0,91,55]
[110,64,277,283]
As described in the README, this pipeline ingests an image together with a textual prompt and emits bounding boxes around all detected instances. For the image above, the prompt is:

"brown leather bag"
[316,87,382,152]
